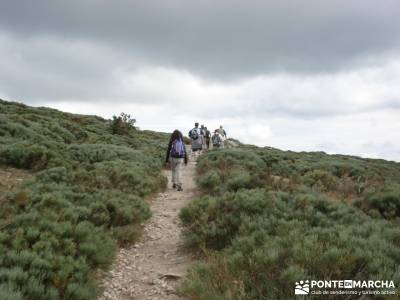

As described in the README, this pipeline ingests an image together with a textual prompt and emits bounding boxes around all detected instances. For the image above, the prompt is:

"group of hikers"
[165,122,227,191]
[189,122,227,155]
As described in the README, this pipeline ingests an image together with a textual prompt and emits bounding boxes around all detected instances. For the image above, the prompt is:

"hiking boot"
[177,186,183,191]
[172,183,177,189]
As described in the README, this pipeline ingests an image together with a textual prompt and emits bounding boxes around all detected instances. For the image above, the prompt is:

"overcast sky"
[0,0,399,161]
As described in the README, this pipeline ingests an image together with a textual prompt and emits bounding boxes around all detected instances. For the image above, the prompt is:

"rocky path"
[99,160,196,300]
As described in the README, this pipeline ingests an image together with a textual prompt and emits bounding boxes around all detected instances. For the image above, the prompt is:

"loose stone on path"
[99,161,196,300]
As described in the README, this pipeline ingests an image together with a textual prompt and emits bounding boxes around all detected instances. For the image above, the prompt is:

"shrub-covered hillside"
[180,147,400,299]
[0,99,169,299]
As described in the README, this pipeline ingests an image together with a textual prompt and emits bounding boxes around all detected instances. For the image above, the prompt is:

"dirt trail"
[0,167,33,203]
[99,160,196,300]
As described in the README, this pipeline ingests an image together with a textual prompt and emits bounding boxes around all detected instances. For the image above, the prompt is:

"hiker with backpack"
[205,126,211,150]
[212,129,223,149]
[217,125,227,148]
[188,122,202,157]
[165,130,187,191]
[200,125,207,151]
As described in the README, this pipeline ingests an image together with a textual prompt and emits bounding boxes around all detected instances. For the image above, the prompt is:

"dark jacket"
[205,130,211,140]
[166,139,188,164]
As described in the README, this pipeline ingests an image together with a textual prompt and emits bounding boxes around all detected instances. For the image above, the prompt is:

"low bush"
[181,190,400,299]
[0,142,53,169]
[354,184,400,220]
[0,99,169,299]
[180,148,400,299]
[110,112,136,135]
[198,170,222,194]
[302,169,338,192]
[180,189,270,250]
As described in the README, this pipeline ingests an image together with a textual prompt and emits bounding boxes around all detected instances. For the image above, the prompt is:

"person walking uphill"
[205,126,211,150]
[212,129,223,149]
[217,125,227,148]
[189,122,202,158]
[200,125,207,151]
[165,130,187,191]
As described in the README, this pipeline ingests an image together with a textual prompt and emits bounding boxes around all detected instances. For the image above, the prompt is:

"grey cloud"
[0,33,145,103]
[1,27,398,121]
[1,1,400,161]
[1,0,400,79]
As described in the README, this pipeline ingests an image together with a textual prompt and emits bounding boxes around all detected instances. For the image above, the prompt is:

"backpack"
[190,128,199,140]
[171,138,185,157]
[212,134,221,146]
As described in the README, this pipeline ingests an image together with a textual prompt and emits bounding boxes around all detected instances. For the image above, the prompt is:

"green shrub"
[226,171,253,191]
[303,169,338,191]
[355,185,400,219]
[180,189,271,250]
[110,112,136,135]
[181,189,400,299]
[0,143,52,169]
[198,170,222,193]
[180,147,400,299]
[197,149,265,177]
[110,224,142,246]
[0,99,169,299]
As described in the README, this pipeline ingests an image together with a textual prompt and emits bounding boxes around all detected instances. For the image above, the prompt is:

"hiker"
[205,126,211,150]
[217,125,227,148]
[200,125,206,151]
[165,129,187,191]
[211,129,223,149]
[200,124,209,151]
[218,125,227,139]
[188,122,202,157]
